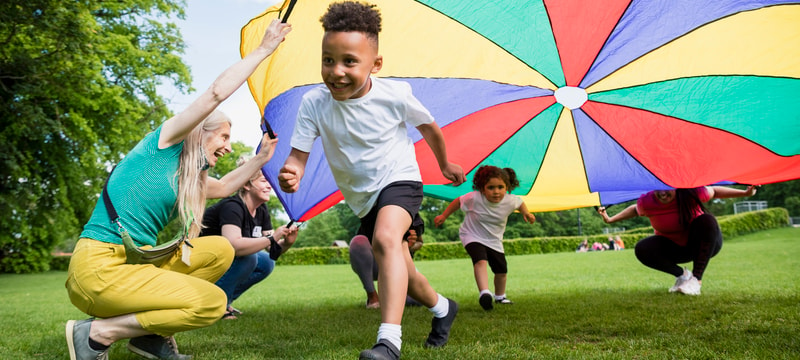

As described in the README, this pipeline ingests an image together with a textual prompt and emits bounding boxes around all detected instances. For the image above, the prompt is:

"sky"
[161,0,283,150]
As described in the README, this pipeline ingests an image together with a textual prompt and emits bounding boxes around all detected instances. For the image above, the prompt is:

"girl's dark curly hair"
[675,188,708,229]
[472,165,520,193]
[320,1,381,40]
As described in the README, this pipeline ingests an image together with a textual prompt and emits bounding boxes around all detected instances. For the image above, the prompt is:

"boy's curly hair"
[472,165,520,193]
[320,1,382,39]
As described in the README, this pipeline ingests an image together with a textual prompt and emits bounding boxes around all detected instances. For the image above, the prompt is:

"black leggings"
[634,214,722,280]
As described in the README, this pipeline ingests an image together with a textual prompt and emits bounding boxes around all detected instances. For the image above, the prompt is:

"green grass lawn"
[1,227,798,359]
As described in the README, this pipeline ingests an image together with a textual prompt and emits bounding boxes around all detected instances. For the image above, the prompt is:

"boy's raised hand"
[442,162,466,186]
[278,164,300,193]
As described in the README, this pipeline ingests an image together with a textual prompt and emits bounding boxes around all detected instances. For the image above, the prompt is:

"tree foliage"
[750,179,800,216]
[0,1,190,273]
[292,195,646,246]
[294,203,357,247]
[271,180,800,248]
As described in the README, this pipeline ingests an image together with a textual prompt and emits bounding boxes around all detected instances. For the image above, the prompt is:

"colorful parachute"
[241,0,800,222]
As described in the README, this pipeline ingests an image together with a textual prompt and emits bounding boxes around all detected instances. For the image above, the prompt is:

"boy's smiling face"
[321,31,383,101]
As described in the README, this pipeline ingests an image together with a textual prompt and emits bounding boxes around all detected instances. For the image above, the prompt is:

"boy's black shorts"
[358,181,424,243]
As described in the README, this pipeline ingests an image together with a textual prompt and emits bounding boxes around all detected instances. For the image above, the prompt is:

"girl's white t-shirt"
[291,77,433,217]
[459,191,522,253]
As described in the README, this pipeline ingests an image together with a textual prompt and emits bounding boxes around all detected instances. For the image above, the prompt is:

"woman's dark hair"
[675,188,708,229]
[320,1,381,39]
[472,165,520,192]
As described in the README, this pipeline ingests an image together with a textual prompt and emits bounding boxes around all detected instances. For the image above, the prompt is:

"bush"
[276,246,350,265]
[50,254,72,271]
[717,207,789,239]
[50,208,790,268]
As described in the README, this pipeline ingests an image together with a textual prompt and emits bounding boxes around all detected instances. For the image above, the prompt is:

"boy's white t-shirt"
[291,77,434,217]
[459,191,523,254]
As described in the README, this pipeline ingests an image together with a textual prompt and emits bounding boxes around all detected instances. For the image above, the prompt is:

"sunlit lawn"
[0,227,797,359]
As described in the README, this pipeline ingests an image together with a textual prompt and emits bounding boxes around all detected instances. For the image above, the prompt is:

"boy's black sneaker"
[424,298,458,348]
[359,339,400,360]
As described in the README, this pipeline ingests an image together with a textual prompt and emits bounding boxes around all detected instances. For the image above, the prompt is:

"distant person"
[591,241,607,251]
[597,185,758,295]
[64,19,291,360]
[576,238,589,253]
[201,156,298,319]
[607,236,617,250]
[434,165,535,311]
[277,2,465,359]
[614,235,625,250]
[349,230,423,309]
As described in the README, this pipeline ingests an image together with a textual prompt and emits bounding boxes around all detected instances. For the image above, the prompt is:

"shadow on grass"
[177,288,799,360]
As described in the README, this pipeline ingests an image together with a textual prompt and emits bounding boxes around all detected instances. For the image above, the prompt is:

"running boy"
[434,165,536,310]
[277,2,465,359]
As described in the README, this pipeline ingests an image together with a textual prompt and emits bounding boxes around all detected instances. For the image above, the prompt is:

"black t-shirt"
[201,195,272,238]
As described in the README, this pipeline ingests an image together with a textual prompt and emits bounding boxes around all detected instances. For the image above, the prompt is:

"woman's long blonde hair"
[176,110,231,239]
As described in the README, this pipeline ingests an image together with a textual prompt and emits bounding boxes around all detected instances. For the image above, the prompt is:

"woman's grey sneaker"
[66,319,109,360]
[424,298,459,348]
[127,335,193,360]
[358,339,400,360]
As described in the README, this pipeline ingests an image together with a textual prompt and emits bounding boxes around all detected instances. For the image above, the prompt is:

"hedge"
[50,208,790,270]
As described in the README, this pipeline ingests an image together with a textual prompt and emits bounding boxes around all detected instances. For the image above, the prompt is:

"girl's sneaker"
[479,293,494,310]
[494,296,513,305]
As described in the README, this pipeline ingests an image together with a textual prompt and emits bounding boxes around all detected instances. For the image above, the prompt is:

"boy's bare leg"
[372,206,413,325]
[406,253,438,307]
[369,205,456,352]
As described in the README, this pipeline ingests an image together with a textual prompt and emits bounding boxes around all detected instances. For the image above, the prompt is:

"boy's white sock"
[428,293,449,318]
[479,289,493,297]
[377,323,402,350]
[495,293,507,301]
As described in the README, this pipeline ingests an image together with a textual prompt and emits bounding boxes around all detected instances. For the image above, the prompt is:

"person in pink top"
[597,185,757,295]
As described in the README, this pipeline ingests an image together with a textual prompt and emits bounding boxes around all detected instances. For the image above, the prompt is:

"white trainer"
[669,268,693,293]
[677,276,702,296]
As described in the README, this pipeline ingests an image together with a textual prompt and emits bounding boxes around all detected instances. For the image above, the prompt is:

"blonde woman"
[64,19,291,360]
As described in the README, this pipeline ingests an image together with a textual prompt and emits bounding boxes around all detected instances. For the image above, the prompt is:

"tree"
[294,202,355,247]
[279,180,800,247]
[1,1,190,273]
[749,179,800,216]
[419,196,463,243]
